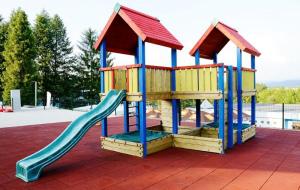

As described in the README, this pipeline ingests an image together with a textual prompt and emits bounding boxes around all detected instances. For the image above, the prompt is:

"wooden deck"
[0,117,300,190]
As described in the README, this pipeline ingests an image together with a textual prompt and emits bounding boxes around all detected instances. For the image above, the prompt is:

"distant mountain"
[264,80,300,88]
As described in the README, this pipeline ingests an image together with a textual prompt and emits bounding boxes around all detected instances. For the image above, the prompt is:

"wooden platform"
[1,118,300,189]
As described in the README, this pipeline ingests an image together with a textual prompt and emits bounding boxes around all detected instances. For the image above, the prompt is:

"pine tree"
[49,14,76,107]
[33,10,53,106]
[1,9,36,105]
[0,15,8,100]
[77,28,114,106]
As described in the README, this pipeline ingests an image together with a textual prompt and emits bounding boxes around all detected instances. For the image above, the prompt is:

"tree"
[1,9,36,105]
[0,15,8,100]
[77,28,113,106]
[49,14,76,107]
[33,10,53,106]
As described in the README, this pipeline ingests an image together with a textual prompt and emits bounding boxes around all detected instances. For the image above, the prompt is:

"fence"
[243,103,300,130]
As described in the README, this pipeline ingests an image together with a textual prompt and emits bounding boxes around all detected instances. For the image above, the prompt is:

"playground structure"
[96,4,260,156]
[16,3,260,182]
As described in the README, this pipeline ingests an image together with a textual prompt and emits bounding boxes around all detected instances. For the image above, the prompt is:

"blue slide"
[16,90,126,182]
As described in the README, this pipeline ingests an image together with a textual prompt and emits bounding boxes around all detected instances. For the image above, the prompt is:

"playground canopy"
[94,3,183,55]
[189,21,261,59]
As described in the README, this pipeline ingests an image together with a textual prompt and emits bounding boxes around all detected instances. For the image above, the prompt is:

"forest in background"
[0,9,113,109]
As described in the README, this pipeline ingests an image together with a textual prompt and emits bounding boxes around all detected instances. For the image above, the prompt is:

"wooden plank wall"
[175,67,218,92]
[242,125,256,142]
[114,70,127,90]
[160,100,173,127]
[146,69,171,93]
[173,134,223,153]
[128,68,139,93]
[100,137,143,157]
[104,71,113,93]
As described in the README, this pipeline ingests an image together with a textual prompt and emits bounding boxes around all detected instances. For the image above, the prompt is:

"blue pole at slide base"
[251,55,256,125]
[195,49,201,128]
[237,48,243,144]
[171,48,178,134]
[134,46,140,130]
[227,66,234,148]
[100,40,107,137]
[218,65,225,153]
[213,53,218,123]
[123,101,129,133]
[137,37,147,157]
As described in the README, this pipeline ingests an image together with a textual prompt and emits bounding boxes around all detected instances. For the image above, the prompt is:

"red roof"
[94,4,183,54]
[189,21,261,59]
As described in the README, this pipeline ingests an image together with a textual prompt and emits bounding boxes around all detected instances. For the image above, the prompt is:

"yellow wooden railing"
[175,66,218,93]
[242,70,255,91]
[146,67,171,93]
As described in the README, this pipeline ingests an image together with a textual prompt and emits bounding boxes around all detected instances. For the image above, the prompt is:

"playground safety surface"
[1,117,300,190]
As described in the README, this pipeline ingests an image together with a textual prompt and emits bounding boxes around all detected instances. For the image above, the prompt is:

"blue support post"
[123,101,129,133]
[195,49,201,128]
[237,48,243,144]
[99,40,108,137]
[171,48,178,134]
[137,37,147,157]
[178,100,181,126]
[218,64,225,153]
[134,46,140,130]
[227,66,234,148]
[213,53,218,123]
[251,55,256,125]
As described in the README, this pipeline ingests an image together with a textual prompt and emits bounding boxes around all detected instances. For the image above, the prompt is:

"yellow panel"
[146,69,151,92]
[176,70,181,91]
[204,68,210,92]
[192,69,198,91]
[185,69,192,91]
[182,70,187,92]
[166,70,171,92]
[151,69,155,92]
[156,70,161,92]
[211,68,218,91]
[104,71,109,93]
[132,68,138,92]
[199,69,205,91]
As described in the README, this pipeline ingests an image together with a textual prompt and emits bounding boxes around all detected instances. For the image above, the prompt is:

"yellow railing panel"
[199,69,205,91]
[191,69,198,91]
[242,71,255,91]
[114,70,126,90]
[204,68,211,92]
[211,68,218,92]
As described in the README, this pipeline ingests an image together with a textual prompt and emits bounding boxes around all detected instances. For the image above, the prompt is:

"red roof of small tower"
[189,21,261,59]
[94,3,183,54]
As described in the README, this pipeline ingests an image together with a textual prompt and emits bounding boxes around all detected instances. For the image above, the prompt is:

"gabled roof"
[189,21,261,59]
[94,3,183,55]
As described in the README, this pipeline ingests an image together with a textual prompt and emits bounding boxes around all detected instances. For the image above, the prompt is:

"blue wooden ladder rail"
[195,49,201,128]
[237,48,243,144]
[227,66,234,148]
[171,48,178,134]
[218,64,225,153]
[100,39,108,137]
[137,37,147,157]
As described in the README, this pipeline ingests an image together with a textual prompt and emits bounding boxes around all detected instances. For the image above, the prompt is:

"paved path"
[0,118,300,190]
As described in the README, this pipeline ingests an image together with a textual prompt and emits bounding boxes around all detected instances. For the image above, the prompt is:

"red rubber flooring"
[1,117,300,190]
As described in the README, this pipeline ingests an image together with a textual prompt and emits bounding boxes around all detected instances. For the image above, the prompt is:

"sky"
[1,0,300,83]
